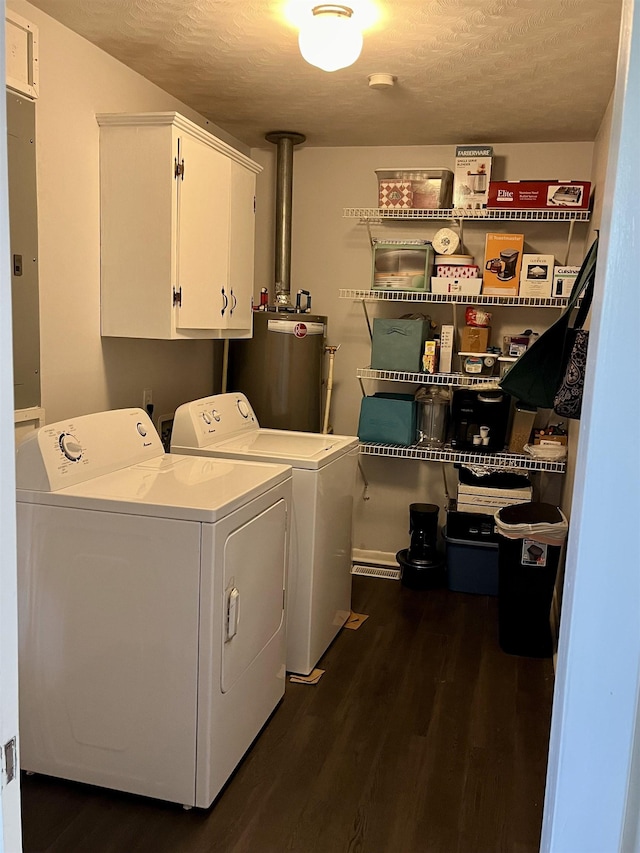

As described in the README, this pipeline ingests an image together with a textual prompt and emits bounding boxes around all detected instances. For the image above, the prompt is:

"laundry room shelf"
[340,289,571,308]
[358,442,566,473]
[357,367,497,387]
[343,207,590,222]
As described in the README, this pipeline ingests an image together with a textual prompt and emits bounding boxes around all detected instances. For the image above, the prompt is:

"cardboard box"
[452,145,493,210]
[461,325,490,353]
[553,266,580,298]
[519,253,555,298]
[483,233,524,296]
[431,277,482,295]
[358,393,417,446]
[439,325,454,373]
[533,430,568,446]
[435,264,480,278]
[372,240,433,291]
[458,483,533,501]
[371,317,431,373]
[422,339,439,374]
[487,180,591,210]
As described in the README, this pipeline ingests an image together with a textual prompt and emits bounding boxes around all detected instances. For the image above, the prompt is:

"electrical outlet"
[143,388,153,409]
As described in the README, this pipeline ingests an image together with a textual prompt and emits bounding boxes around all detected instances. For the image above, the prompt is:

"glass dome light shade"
[298,6,363,72]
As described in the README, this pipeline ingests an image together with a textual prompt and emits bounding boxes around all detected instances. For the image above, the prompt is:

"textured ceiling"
[26,0,622,148]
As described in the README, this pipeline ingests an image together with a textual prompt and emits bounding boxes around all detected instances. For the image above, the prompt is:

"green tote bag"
[499,236,598,409]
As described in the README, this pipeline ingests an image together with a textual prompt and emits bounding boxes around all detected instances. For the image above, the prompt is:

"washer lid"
[17,454,291,522]
[176,429,358,469]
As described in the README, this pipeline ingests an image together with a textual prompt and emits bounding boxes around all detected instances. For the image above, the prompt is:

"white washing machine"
[16,408,292,809]
[171,393,359,676]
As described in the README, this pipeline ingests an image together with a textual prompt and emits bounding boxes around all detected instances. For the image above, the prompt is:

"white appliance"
[171,393,359,676]
[16,408,292,809]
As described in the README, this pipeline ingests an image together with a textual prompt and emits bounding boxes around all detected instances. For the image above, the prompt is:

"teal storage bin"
[370,318,431,373]
[358,393,417,446]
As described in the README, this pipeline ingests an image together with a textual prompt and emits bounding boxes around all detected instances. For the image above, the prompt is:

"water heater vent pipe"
[265,131,306,308]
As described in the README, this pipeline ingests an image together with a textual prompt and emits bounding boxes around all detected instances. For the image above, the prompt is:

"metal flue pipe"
[265,131,306,308]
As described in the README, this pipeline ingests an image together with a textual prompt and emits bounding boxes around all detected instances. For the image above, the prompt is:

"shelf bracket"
[564,219,576,266]
[361,299,373,339]
[365,219,375,247]
[358,375,367,397]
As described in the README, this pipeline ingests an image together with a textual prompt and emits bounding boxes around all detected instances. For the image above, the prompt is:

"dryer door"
[221,498,287,693]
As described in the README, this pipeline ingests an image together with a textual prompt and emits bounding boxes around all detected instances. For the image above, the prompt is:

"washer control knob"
[136,422,147,437]
[212,410,221,422]
[202,412,212,425]
[59,433,82,462]
[237,399,250,419]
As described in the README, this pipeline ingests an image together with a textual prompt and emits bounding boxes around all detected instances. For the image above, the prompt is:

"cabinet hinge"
[175,158,185,180]
[173,287,182,307]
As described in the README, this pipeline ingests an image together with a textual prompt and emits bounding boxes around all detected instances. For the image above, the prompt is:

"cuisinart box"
[488,180,591,209]
[452,145,493,210]
[519,254,555,298]
[553,266,581,297]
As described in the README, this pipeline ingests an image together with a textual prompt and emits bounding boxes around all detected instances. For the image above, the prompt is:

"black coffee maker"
[450,389,511,452]
[396,503,445,589]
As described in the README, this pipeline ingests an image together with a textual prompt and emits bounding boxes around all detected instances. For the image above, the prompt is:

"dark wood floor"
[21,576,554,853]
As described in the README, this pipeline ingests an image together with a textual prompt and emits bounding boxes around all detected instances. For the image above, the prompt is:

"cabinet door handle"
[221,288,228,316]
[230,290,237,314]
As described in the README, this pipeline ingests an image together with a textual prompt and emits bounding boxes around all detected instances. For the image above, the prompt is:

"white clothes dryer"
[171,393,358,676]
[16,408,292,809]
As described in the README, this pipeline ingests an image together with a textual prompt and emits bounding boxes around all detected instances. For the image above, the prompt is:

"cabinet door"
[176,131,231,331]
[226,162,256,332]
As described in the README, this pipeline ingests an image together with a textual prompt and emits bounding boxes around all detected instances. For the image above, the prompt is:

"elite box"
[487,180,591,210]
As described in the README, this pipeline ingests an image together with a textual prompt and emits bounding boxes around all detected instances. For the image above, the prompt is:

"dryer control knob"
[212,410,221,422]
[136,422,147,437]
[202,412,212,425]
[59,433,82,462]
[237,399,250,419]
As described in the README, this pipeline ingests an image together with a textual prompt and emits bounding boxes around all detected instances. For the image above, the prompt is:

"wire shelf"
[358,442,566,473]
[340,288,570,308]
[343,207,590,222]
[357,367,498,387]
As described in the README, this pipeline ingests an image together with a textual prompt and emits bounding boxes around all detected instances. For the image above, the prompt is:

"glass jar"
[415,387,450,447]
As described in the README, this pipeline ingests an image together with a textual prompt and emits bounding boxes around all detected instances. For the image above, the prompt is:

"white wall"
[252,142,595,558]
[7,0,244,427]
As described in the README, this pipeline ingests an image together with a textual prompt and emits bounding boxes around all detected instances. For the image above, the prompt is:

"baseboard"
[352,548,397,568]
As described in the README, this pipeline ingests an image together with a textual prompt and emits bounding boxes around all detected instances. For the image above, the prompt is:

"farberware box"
[487,180,591,209]
[452,145,493,210]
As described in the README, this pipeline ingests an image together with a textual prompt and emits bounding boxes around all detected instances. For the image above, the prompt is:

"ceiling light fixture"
[298,5,363,72]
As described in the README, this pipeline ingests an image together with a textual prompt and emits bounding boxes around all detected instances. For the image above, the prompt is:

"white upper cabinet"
[97,112,261,339]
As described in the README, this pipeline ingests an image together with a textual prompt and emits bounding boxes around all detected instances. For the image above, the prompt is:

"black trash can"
[495,502,568,657]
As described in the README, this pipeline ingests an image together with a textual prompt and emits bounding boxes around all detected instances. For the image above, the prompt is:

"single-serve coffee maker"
[450,389,511,452]
[396,503,445,589]
[485,249,520,281]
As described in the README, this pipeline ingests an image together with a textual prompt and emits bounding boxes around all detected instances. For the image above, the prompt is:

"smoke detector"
[368,73,395,89]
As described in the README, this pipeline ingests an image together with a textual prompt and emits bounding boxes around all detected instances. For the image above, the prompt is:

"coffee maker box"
[482,233,524,296]
[452,145,493,210]
[553,265,581,298]
[519,254,555,298]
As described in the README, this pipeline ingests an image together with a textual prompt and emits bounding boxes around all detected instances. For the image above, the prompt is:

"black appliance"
[450,389,511,452]
[396,503,445,589]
